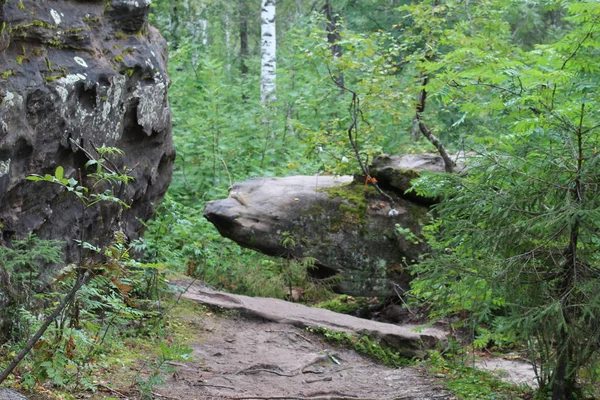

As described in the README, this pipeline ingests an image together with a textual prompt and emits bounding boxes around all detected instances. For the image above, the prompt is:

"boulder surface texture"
[0,1,174,255]
[204,160,439,297]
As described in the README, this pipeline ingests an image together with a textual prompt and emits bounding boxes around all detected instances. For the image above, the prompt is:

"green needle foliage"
[410,2,600,398]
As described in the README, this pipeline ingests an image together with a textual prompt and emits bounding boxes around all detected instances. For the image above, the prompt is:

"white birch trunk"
[260,0,276,104]
[190,18,207,68]
[224,12,231,72]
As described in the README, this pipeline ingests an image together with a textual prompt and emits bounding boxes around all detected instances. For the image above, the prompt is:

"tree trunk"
[170,0,180,50]
[260,0,277,104]
[239,0,249,100]
[323,0,343,92]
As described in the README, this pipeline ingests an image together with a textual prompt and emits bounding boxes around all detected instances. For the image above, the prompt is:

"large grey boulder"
[0,387,28,400]
[204,175,431,297]
[0,1,173,342]
[0,1,174,257]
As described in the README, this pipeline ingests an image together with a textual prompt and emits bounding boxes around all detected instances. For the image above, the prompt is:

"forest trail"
[155,317,451,400]
[150,280,536,400]
[154,289,452,400]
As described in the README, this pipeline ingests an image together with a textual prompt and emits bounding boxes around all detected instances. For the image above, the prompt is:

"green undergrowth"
[308,325,531,399]
[315,294,378,315]
[423,350,533,399]
[306,326,413,368]
[88,298,206,396]
[2,291,206,400]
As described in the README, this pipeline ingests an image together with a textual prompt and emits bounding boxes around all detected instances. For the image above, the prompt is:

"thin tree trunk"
[224,12,232,73]
[323,0,343,92]
[170,0,180,50]
[0,271,91,384]
[260,0,277,104]
[550,104,586,400]
[239,0,249,100]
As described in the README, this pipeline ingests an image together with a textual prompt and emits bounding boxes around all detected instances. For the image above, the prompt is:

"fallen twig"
[237,368,297,377]
[194,382,236,390]
[227,397,440,400]
[305,376,333,383]
[97,383,128,398]
[304,391,359,398]
[151,391,180,399]
[228,397,372,400]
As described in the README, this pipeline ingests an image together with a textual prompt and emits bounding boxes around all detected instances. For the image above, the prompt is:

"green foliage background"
[142,1,600,397]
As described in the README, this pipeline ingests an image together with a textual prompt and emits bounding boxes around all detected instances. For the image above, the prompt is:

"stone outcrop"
[0,1,174,261]
[0,387,28,400]
[180,280,446,358]
[204,174,431,297]
[369,153,467,204]
[204,154,464,297]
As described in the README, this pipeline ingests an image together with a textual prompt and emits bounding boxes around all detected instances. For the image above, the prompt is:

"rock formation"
[0,387,28,400]
[0,1,174,341]
[204,159,442,297]
[0,1,174,257]
[368,153,467,204]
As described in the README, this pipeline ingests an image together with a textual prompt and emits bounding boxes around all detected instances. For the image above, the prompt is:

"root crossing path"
[159,281,452,400]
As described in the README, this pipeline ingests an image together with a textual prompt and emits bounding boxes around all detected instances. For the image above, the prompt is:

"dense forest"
[1,0,600,399]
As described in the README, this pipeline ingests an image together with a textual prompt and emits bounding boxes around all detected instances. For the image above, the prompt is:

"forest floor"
[22,281,536,400]
[150,314,451,400]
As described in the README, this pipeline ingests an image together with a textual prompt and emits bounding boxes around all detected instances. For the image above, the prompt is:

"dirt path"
[154,314,452,400]
[177,281,446,359]
[10,281,536,399]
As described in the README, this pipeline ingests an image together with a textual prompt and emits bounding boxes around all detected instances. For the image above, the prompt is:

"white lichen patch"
[50,9,61,25]
[2,92,14,107]
[57,73,86,86]
[133,81,168,135]
[122,0,151,7]
[94,76,127,141]
[2,91,23,110]
[0,159,10,177]
[74,57,88,68]
[54,74,86,103]
[56,86,69,103]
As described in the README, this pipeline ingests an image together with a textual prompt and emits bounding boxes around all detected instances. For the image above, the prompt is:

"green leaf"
[55,166,64,181]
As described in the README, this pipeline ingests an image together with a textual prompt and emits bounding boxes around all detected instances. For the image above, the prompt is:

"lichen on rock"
[204,175,431,297]
[0,1,174,263]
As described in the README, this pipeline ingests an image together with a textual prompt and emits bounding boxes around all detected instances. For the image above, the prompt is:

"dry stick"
[229,397,441,400]
[228,397,372,400]
[391,283,415,317]
[0,271,91,384]
[151,391,180,400]
[194,383,236,390]
[237,369,297,377]
[158,277,198,320]
[305,376,333,383]
[98,383,128,398]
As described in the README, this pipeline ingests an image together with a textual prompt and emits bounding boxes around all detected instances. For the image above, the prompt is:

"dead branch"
[237,368,297,377]
[305,376,333,383]
[194,383,236,390]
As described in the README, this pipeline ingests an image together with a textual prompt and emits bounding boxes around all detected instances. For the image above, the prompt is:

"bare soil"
[151,314,452,400]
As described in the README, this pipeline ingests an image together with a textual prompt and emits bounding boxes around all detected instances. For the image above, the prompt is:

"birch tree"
[260,0,276,104]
